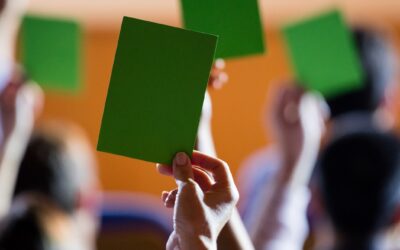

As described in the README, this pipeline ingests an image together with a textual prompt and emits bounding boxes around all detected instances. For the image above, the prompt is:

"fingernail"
[175,152,188,166]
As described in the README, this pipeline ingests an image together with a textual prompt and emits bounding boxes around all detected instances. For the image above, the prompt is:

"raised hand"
[157,151,239,250]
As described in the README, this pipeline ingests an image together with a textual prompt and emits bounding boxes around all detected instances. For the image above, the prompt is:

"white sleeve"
[238,148,310,250]
[259,186,310,250]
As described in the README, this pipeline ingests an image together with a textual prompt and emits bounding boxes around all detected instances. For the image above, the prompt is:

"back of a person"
[318,129,400,250]
[11,122,100,250]
[309,26,400,250]
[0,195,55,250]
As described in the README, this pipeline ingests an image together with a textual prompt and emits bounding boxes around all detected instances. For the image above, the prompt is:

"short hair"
[326,27,398,118]
[13,132,77,213]
[13,122,97,214]
[318,130,400,236]
[0,1,5,13]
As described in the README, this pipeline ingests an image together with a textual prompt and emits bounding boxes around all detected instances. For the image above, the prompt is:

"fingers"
[281,86,304,124]
[166,232,179,250]
[161,191,168,202]
[299,92,326,137]
[161,176,209,208]
[272,84,305,126]
[209,59,228,89]
[214,59,225,70]
[158,165,213,191]
[162,189,178,208]
[192,166,213,192]
[173,152,194,184]
[160,168,212,208]
[191,151,235,190]
[156,163,172,176]
[22,81,44,119]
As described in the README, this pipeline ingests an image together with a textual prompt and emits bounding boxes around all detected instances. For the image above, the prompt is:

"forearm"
[217,208,255,250]
[0,128,31,218]
[250,157,311,249]
[197,122,216,157]
[182,237,217,250]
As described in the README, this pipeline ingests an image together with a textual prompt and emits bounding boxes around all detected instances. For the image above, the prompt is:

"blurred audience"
[310,27,400,249]
[0,194,66,250]
[318,130,400,250]
[0,0,43,219]
[157,87,324,250]
[237,26,399,250]
[1,0,399,250]
[10,122,100,250]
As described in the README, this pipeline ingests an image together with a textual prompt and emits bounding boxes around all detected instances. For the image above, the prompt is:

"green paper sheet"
[283,10,364,98]
[97,17,217,165]
[21,15,81,92]
[181,0,264,59]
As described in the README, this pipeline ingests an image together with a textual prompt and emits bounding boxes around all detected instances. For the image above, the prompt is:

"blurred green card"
[181,0,264,58]
[97,17,217,165]
[283,10,363,97]
[21,15,81,92]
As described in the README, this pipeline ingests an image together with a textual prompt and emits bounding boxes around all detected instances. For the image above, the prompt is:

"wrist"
[177,221,218,250]
[180,234,217,250]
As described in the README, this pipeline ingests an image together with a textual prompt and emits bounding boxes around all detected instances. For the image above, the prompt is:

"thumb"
[173,152,194,184]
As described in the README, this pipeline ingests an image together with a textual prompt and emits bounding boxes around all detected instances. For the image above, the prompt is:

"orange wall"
[39,24,400,197]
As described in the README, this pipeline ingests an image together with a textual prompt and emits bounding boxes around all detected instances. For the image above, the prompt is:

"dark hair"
[326,28,397,118]
[0,1,5,14]
[318,131,400,237]
[13,133,77,214]
[0,198,49,250]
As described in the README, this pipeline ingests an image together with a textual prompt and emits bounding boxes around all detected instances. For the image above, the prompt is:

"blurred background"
[9,0,397,249]
[27,0,400,196]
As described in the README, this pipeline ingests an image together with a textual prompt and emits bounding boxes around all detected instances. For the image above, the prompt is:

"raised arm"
[250,85,325,249]
[157,151,240,250]
[0,79,43,218]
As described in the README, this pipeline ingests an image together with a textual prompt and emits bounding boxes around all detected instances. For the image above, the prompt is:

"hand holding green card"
[283,10,364,98]
[21,15,81,92]
[97,17,217,165]
[181,0,265,59]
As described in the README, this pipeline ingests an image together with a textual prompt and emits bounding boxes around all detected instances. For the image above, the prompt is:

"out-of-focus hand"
[271,84,325,165]
[157,151,239,250]
[201,59,228,123]
[13,81,43,137]
[0,67,43,144]
[0,80,43,218]
[197,59,228,156]
[208,59,228,90]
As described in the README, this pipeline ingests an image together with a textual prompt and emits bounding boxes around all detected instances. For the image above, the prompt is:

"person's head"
[0,194,55,250]
[13,121,100,248]
[0,193,84,250]
[326,27,399,119]
[318,131,400,248]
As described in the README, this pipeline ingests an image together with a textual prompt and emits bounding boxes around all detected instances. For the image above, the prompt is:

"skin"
[0,82,43,218]
[0,0,29,61]
[251,85,325,248]
[157,151,239,250]
[157,83,325,249]
[196,59,228,157]
[0,0,43,219]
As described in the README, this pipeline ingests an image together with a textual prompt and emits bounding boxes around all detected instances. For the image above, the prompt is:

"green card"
[21,15,81,92]
[181,0,264,59]
[97,17,217,165]
[283,10,364,97]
